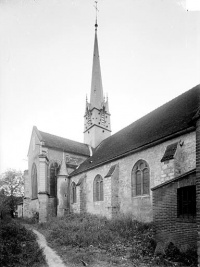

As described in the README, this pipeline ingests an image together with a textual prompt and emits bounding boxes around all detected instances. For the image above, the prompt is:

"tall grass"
[39,213,155,257]
[38,213,197,266]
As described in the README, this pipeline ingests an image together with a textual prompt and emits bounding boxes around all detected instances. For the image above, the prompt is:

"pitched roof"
[105,164,117,178]
[90,27,104,109]
[38,130,90,157]
[72,85,200,176]
[161,142,178,162]
[58,153,69,176]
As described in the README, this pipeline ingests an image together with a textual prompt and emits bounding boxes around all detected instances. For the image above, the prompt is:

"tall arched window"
[132,160,150,196]
[50,162,59,197]
[32,163,38,199]
[71,182,77,203]
[93,175,103,201]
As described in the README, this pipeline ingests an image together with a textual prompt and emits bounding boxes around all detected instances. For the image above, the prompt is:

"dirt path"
[32,229,67,267]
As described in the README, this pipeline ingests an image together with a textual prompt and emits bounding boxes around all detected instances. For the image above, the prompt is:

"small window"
[177,185,196,218]
[50,162,59,197]
[93,175,103,201]
[31,163,38,199]
[71,182,77,204]
[131,160,150,196]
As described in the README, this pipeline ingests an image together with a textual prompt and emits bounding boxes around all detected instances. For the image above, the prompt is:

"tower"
[84,15,111,148]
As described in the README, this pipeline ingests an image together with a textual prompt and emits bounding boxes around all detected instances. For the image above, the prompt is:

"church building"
[24,17,200,255]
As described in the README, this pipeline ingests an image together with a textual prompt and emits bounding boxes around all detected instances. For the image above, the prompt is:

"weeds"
[37,213,197,266]
[0,219,46,267]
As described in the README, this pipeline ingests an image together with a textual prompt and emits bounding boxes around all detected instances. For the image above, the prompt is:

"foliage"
[0,219,46,267]
[0,169,24,216]
[38,213,156,265]
[38,213,197,267]
[0,169,24,197]
[164,242,197,266]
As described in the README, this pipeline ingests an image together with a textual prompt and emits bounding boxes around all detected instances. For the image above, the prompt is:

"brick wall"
[152,171,196,250]
[196,119,200,264]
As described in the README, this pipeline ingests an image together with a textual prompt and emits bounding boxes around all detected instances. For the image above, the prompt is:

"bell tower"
[84,6,111,148]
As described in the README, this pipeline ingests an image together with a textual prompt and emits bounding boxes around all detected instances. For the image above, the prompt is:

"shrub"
[164,242,197,266]
[0,220,46,267]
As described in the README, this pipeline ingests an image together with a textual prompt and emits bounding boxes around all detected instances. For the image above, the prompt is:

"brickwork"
[152,172,196,250]
[196,119,200,265]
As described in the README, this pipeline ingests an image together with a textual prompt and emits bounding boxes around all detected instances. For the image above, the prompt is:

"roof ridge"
[111,84,200,138]
[39,130,86,146]
[71,84,200,176]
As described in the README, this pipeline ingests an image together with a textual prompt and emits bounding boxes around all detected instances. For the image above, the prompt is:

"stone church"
[24,19,200,254]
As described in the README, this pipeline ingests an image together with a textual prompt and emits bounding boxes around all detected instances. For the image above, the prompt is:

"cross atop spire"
[83,3,111,148]
[94,1,99,30]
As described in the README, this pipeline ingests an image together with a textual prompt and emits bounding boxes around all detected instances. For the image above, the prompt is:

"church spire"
[90,4,103,109]
[84,2,111,148]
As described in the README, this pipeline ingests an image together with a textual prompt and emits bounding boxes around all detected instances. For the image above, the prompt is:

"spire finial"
[94,1,99,30]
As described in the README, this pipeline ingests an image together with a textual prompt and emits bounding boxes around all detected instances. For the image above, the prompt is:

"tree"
[0,169,24,218]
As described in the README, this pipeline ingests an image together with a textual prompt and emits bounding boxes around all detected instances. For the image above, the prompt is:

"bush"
[164,242,197,266]
[0,220,46,267]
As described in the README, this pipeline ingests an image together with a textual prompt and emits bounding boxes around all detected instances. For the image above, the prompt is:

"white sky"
[0,0,200,174]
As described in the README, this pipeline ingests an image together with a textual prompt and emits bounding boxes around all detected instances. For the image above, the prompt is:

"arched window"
[32,163,38,199]
[71,182,77,204]
[132,160,150,196]
[93,175,103,201]
[50,162,59,197]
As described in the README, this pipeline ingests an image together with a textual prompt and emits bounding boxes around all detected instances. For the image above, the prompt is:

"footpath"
[28,227,67,267]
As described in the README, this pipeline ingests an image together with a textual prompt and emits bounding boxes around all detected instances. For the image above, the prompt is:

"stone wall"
[26,127,89,220]
[152,171,196,250]
[73,131,195,221]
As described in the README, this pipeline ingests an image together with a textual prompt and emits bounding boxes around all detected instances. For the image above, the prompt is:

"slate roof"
[105,164,117,178]
[38,130,90,157]
[72,85,200,176]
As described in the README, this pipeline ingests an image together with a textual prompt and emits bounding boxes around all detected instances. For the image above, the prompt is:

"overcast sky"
[0,0,200,174]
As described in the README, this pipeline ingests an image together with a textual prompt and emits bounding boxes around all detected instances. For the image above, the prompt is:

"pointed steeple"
[90,24,104,109]
[83,4,111,148]
[58,152,68,176]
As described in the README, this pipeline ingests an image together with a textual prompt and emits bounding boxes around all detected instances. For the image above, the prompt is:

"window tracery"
[132,160,150,196]
[93,174,103,201]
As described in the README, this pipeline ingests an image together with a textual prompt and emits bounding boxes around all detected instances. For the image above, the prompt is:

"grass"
[37,213,157,266]
[20,213,198,267]
[0,218,47,267]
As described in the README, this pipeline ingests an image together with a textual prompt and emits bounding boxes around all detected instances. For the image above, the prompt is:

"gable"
[27,126,42,157]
